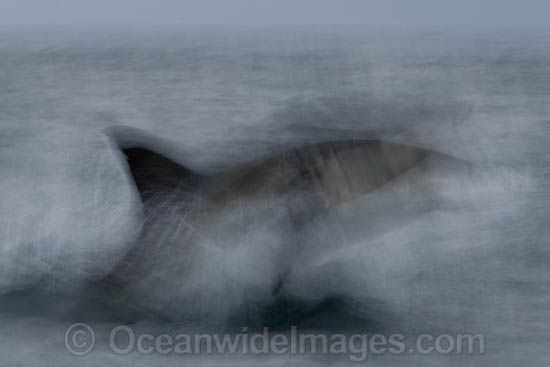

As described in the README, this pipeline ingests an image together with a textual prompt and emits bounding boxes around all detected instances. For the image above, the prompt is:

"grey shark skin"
[94,126,471,328]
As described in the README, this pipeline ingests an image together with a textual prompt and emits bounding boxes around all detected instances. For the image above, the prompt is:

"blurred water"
[0,26,549,366]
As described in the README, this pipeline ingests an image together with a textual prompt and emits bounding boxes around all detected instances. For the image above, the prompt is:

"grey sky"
[0,0,548,26]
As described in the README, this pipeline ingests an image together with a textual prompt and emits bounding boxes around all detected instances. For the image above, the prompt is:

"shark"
[89,125,472,328]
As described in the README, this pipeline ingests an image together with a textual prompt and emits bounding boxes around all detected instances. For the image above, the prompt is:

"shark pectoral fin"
[105,126,207,203]
[122,147,205,203]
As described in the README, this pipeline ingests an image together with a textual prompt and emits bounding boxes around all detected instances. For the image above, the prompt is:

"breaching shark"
[92,125,471,328]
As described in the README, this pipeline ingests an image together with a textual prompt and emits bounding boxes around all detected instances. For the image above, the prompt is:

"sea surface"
[0,26,549,366]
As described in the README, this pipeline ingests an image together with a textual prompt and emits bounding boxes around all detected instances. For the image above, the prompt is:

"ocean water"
[0,26,549,366]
